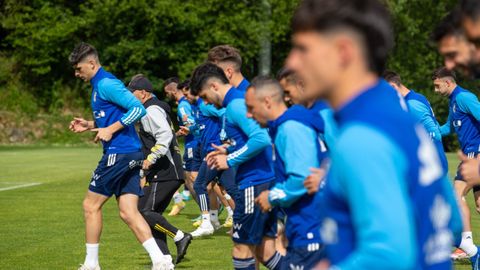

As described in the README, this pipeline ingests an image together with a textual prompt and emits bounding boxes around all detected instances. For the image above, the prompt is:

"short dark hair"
[207,45,243,71]
[431,9,463,43]
[431,67,457,82]
[69,42,99,66]
[461,0,480,21]
[177,79,191,90]
[291,0,393,74]
[249,75,285,103]
[163,77,179,89]
[276,67,298,84]
[382,70,402,86]
[190,63,229,96]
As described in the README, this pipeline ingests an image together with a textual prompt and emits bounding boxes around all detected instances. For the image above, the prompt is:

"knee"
[83,198,101,216]
[119,208,135,224]
[232,244,253,258]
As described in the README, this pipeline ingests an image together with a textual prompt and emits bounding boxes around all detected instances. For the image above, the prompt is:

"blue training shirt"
[222,88,275,189]
[198,101,224,158]
[90,67,146,154]
[404,90,448,171]
[440,86,480,153]
[321,80,462,270]
[267,105,328,248]
[177,96,195,145]
[309,101,338,149]
[236,78,250,93]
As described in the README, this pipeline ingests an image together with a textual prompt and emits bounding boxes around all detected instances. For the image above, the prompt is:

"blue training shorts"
[89,151,144,197]
[232,182,277,245]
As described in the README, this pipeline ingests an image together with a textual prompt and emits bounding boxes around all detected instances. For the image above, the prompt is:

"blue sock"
[233,257,256,270]
[264,251,284,270]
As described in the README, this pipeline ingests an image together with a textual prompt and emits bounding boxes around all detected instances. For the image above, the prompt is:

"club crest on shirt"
[423,195,453,265]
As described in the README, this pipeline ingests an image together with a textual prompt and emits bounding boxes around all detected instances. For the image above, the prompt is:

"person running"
[68,42,172,270]
[247,76,328,270]
[286,0,462,269]
[128,74,193,264]
[190,63,282,270]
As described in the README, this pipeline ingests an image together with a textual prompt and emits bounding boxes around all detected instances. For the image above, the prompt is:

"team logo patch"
[320,218,338,244]
[424,195,453,265]
[129,160,142,169]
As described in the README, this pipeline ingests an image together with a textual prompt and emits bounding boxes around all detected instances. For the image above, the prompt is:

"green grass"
[0,147,477,269]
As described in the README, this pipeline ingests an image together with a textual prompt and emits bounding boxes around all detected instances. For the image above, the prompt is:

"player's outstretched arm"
[69,117,94,133]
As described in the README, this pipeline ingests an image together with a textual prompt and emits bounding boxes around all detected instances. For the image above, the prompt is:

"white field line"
[0,182,41,192]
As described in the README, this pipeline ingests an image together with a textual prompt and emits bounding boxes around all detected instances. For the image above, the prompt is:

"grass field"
[0,146,477,269]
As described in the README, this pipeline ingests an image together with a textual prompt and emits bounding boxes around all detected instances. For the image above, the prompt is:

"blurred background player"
[383,70,448,171]
[178,79,224,235]
[460,0,480,79]
[207,45,250,92]
[68,42,172,270]
[287,0,462,269]
[163,77,194,216]
[180,82,238,237]
[247,77,328,270]
[128,74,193,265]
[431,8,479,78]
[190,63,282,270]
[432,67,480,264]
[276,67,337,149]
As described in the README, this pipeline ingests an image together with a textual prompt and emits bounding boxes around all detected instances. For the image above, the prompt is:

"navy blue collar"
[222,86,243,107]
[237,78,250,92]
[268,105,325,139]
[196,97,203,107]
[90,67,115,89]
[449,85,464,101]
[309,100,330,112]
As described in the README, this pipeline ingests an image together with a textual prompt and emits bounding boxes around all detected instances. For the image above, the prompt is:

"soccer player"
[180,87,238,237]
[68,42,172,270]
[286,0,462,269]
[247,76,328,270]
[190,63,282,270]
[383,71,448,171]
[127,74,193,264]
[460,0,480,79]
[431,8,480,78]
[207,45,250,92]
[432,67,480,264]
[164,78,199,215]
[277,67,337,149]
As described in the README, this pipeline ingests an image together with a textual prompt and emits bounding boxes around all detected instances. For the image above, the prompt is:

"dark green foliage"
[0,0,477,149]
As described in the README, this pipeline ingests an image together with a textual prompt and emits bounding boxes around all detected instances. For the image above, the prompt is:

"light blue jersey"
[267,105,328,248]
[440,86,480,153]
[404,90,448,171]
[177,96,195,144]
[321,80,462,270]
